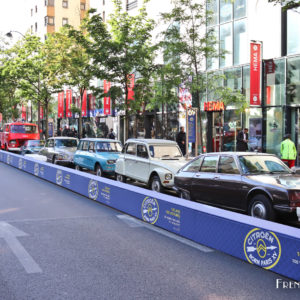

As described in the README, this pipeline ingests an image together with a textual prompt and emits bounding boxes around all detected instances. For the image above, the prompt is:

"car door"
[135,143,150,182]
[124,143,137,179]
[86,141,96,169]
[214,155,243,210]
[80,141,90,169]
[191,155,219,204]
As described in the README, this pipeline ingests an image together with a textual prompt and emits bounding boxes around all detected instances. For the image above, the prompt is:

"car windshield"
[28,140,44,147]
[11,125,37,134]
[56,139,77,148]
[148,145,182,159]
[96,142,122,152]
[238,155,291,174]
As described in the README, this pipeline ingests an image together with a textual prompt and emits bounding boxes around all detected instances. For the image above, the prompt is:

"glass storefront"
[287,56,300,105]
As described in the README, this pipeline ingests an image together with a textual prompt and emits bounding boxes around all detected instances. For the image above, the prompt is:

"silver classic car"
[115,139,188,192]
[39,137,78,166]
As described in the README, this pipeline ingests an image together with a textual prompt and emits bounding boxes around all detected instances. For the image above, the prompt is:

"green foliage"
[268,0,300,10]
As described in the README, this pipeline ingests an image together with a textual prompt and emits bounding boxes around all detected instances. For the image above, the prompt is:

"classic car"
[174,152,300,221]
[20,139,45,155]
[39,137,78,166]
[74,138,122,176]
[115,139,188,192]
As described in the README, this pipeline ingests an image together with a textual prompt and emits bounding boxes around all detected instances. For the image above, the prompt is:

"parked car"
[39,137,78,166]
[174,152,300,221]
[20,140,45,155]
[115,139,188,192]
[74,138,122,176]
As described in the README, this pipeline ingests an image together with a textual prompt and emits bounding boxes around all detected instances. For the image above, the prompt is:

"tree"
[83,0,155,141]
[160,0,246,152]
[268,0,300,10]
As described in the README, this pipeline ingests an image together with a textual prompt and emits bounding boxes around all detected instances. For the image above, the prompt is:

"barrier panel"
[1,150,300,281]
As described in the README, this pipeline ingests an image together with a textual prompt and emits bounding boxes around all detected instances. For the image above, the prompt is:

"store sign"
[103,80,111,115]
[250,42,261,106]
[82,90,87,117]
[203,101,225,112]
[66,90,72,118]
[265,59,275,74]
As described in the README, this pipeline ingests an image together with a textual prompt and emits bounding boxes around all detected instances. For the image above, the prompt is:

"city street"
[0,162,299,299]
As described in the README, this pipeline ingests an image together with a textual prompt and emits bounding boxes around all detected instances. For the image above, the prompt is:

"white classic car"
[115,139,188,192]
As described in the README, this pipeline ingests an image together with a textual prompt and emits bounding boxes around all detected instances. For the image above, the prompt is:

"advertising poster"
[81,90,87,117]
[66,90,72,118]
[57,91,64,118]
[250,42,261,106]
[127,74,135,102]
[103,80,111,115]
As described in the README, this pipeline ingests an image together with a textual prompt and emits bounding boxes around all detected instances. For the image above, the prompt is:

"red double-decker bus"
[0,122,40,152]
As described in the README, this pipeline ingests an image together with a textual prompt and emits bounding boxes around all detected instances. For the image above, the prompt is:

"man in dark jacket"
[108,128,115,139]
[176,126,186,156]
[236,128,249,151]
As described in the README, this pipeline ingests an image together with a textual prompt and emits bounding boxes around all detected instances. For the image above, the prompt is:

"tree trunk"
[196,91,203,152]
[45,100,49,140]
[37,101,41,134]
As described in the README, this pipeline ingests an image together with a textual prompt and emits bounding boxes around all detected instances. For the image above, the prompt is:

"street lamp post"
[5,31,25,38]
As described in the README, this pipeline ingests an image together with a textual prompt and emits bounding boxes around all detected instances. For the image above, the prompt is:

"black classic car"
[174,152,300,221]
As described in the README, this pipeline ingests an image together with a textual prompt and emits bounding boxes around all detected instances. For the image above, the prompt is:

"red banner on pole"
[21,105,26,121]
[127,74,135,102]
[103,80,111,115]
[88,94,96,117]
[40,106,44,119]
[81,90,87,117]
[66,89,72,118]
[58,91,64,118]
[250,42,261,106]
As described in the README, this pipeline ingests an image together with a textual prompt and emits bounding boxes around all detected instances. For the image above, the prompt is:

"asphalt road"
[0,162,299,300]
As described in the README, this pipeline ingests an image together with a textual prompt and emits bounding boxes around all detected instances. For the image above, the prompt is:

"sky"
[0,0,29,39]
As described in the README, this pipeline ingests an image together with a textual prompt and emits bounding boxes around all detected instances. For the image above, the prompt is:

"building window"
[102,11,105,22]
[62,0,68,8]
[126,0,138,11]
[35,5,38,13]
[35,22,38,32]
[31,25,33,33]
[103,0,105,5]
[45,16,55,26]
[220,0,232,23]
[80,2,86,10]
[62,18,69,26]
[220,23,233,67]
[233,19,247,65]
[287,7,300,55]
[234,0,246,19]
[31,9,33,16]
[45,0,55,6]
[287,56,300,105]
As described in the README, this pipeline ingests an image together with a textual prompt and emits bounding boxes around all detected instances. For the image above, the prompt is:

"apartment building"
[28,0,89,40]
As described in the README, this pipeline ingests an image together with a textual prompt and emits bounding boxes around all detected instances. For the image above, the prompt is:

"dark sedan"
[174,152,300,221]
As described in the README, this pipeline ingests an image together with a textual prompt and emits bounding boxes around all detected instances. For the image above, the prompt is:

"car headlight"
[107,160,116,165]
[165,173,172,180]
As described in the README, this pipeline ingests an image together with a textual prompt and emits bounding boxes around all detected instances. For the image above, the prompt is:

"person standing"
[108,128,115,140]
[280,134,297,168]
[236,128,249,151]
[176,126,186,156]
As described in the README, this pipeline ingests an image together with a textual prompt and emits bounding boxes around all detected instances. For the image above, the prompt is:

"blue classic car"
[74,138,122,176]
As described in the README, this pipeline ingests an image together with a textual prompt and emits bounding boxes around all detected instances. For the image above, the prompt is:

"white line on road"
[0,222,42,274]
[117,214,214,253]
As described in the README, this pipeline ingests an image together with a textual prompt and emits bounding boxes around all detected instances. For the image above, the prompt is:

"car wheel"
[75,165,82,171]
[95,164,103,177]
[52,156,58,165]
[116,173,126,183]
[180,190,191,200]
[150,175,162,193]
[248,195,275,221]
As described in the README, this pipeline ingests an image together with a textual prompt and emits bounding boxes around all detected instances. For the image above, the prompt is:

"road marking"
[117,214,214,253]
[0,222,42,274]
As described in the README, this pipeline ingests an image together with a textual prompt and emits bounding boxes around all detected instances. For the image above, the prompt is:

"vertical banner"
[127,74,135,102]
[250,42,261,106]
[103,80,111,115]
[81,90,87,117]
[66,90,72,118]
[187,108,197,143]
[58,91,64,118]
[88,94,96,117]
[21,105,26,121]
[40,106,44,120]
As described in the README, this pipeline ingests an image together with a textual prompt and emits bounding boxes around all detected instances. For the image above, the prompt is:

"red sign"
[58,91,64,118]
[66,90,72,118]
[81,90,87,117]
[127,74,135,102]
[40,106,44,119]
[250,42,261,105]
[103,80,111,115]
[88,94,96,116]
[0,113,2,123]
[203,101,225,111]
[21,105,26,121]
[265,59,275,74]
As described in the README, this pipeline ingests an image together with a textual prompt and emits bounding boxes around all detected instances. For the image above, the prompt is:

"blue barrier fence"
[1,150,300,281]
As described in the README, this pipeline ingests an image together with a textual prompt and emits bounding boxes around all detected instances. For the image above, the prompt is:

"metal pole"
[186,108,189,159]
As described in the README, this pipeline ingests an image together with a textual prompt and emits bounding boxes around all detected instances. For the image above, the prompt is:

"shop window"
[287,56,300,105]
[224,68,242,92]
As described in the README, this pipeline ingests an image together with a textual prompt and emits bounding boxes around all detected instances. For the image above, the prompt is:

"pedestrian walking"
[108,128,115,140]
[280,134,297,168]
[236,128,249,151]
[176,126,186,156]
[62,125,70,137]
